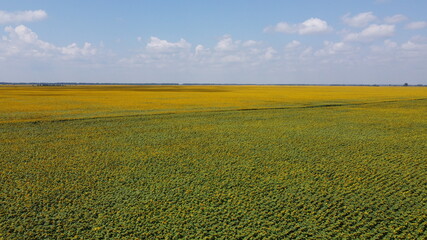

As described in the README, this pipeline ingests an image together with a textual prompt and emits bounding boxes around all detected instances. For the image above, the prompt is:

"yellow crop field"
[0,85,426,123]
[1,85,427,239]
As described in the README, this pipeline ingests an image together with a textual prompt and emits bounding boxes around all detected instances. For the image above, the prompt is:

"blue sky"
[1,0,427,84]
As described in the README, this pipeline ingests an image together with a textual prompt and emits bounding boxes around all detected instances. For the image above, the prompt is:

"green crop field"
[1,86,427,239]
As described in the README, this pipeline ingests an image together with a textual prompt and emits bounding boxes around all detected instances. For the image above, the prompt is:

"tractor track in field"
[1,98,427,125]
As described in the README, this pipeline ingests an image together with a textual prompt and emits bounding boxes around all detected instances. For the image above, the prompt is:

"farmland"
[1,85,427,239]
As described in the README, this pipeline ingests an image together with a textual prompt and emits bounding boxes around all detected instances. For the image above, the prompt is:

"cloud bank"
[1,25,96,59]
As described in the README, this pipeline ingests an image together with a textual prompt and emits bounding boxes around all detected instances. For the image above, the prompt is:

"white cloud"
[212,36,277,64]
[61,43,96,57]
[122,37,193,67]
[405,21,427,30]
[370,38,427,62]
[146,37,191,52]
[315,41,355,56]
[285,40,301,50]
[343,12,377,28]
[195,44,207,56]
[0,25,96,59]
[123,35,279,69]
[401,41,427,51]
[384,14,407,24]
[263,47,277,60]
[5,25,40,43]
[299,18,331,34]
[215,35,240,51]
[242,40,260,47]
[264,18,331,35]
[0,10,47,24]
[344,24,395,42]
[265,22,294,34]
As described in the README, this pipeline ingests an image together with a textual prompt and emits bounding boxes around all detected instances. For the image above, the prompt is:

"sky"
[1,0,427,84]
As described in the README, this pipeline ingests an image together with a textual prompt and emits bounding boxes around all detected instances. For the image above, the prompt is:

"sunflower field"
[1,85,426,239]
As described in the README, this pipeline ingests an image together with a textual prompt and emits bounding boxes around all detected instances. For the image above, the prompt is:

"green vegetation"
[1,98,427,239]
